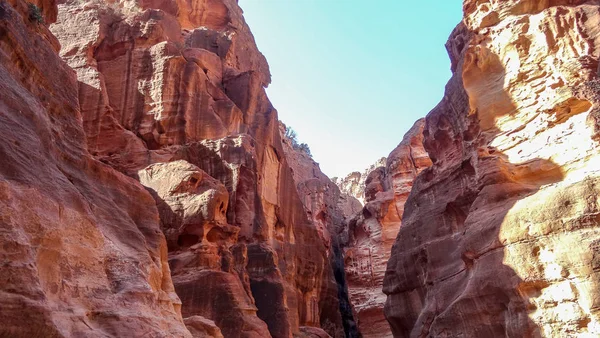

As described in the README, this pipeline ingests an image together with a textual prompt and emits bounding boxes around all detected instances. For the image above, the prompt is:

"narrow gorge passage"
[4,0,600,338]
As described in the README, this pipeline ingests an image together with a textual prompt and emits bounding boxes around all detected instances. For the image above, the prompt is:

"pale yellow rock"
[384,1,600,337]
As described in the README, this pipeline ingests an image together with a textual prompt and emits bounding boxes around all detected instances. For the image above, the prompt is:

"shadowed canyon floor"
[3,0,600,338]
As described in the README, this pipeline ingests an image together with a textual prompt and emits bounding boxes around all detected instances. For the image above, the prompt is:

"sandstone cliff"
[344,120,431,337]
[0,0,358,336]
[13,0,600,336]
[333,157,386,205]
[46,0,348,337]
[384,1,600,337]
[0,0,189,336]
[280,122,362,338]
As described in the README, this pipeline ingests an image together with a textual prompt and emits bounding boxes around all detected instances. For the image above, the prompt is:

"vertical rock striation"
[138,160,268,337]
[47,0,348,337]
[344,120,431,337]
[281,123,362,338]
[0,0,189,336]
[384,1,600,337]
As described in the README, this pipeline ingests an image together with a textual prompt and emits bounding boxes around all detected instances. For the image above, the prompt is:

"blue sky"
[239,1,463,178]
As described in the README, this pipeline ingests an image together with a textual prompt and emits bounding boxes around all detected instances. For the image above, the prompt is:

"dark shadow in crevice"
[380,21,600,337]
[331,240,362,338]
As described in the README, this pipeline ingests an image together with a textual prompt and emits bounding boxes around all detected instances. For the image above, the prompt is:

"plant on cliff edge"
[285,127,298,143]
[284,127,313,158]
[28,3,43,24]
[297,142,312,157]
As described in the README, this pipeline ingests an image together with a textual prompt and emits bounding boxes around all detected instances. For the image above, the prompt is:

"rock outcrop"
[14,0,600,337]
[384,1,600,337]
[0,0,189,336]
[44,0,348,337]
[343,120,431,337]
[281,123,361,337]
[333,157,386,205]
[138,160,271,337]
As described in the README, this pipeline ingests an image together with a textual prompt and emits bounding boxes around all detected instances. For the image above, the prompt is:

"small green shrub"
[296,142,312,157]
[283,126,312,158]
[28,3,43,24]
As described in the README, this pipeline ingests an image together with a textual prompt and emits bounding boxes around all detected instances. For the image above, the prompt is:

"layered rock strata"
[48,0,347,337]
[138,160,270,337]
[344,120,431,337]
[333,157,386,205]
[0,0,189,336]
[384,1,600,337]
[281,123,362,338]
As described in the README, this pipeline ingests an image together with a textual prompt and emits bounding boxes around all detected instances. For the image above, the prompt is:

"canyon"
[1,0,349,336]
[341,120,431,338]
[3,0,600,337]
[384,1,600,337]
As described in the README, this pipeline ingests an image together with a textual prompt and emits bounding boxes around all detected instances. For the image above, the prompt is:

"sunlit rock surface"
[48,0,348,336]
[333,158,386,205]
[0,0,189,336]
[345,120,431,337]
[138,160,271,338]
[384,1,600,337]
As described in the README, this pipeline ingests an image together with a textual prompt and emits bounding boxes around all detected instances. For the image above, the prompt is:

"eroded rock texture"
[344,120,431,338]
[0,0,189,336]
[384,1,600,337]
[138,160,270,338]
[281,123,361,338]
[48,0,346,337]
[184,316,224,338]
[333,157,386,205]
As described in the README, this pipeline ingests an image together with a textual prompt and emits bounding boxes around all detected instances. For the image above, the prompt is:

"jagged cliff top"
[332,157,387,205]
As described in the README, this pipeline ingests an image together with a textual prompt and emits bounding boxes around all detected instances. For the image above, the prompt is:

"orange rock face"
[138,160,270,337]
[384,1,600,337]
[44,0,348,337]
[281,123,362,337]
[343,120,431,337]
[0,0,189,336]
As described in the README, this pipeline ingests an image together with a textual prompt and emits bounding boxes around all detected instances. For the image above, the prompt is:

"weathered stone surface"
[344,120,431,338]
[138,160,233,254]
[49,0,344,337]
[384,1,600,337]
[185,316,224,338]
[0,0,190,336]
[333,157,386,205]
[138,160,270,338]
[50,0,265,174]
[282,124,362,249]
[281,123,361,338]
[295,326,333,338]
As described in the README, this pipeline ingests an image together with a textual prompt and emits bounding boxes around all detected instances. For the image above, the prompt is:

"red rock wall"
[48,1,345,337]
[281,123,363,338]
[384,1,600,337]
[344,120,431,337]
[0,0,189,336]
